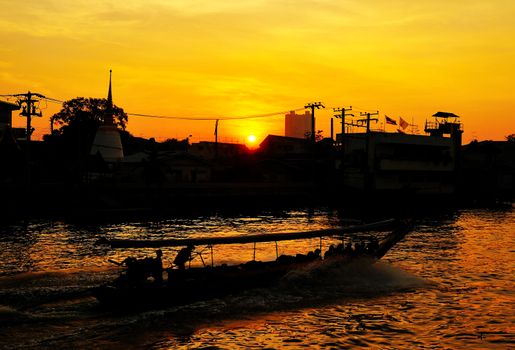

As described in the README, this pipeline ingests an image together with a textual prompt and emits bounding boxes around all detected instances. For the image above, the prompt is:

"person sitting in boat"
[354,241,365,255]
[173,244,194,270]
[366,238,379,255]
[295,253,307,262]
[324,245,335,259]
[344,242,353,255]
[119,256,148,285]
[150,249,163,283]
[277,254,296,264]
[371,238,379,251]
[307,248,321,261]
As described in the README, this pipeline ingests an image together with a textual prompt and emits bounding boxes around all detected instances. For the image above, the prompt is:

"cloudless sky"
[1,0,514,144]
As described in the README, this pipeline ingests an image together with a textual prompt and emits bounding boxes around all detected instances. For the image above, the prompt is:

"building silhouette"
[337,112,463,196]
[0,100,20,135]
[285,110,311,139]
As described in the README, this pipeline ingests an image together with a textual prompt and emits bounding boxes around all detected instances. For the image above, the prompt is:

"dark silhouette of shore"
[1,130,513,223]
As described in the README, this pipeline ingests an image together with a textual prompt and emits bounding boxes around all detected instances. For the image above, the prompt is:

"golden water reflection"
[0,208,513,349]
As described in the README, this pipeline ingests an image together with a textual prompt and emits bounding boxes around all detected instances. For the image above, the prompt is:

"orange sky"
[1,0,514,145]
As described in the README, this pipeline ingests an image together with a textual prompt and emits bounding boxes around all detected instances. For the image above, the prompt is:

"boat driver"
[151,249,163,282]
[173,244,194,270]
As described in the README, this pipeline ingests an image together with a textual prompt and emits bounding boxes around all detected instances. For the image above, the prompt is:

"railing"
[424,120,462,134]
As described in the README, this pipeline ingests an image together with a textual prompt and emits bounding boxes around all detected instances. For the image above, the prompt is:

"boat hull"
[94,259,322,308]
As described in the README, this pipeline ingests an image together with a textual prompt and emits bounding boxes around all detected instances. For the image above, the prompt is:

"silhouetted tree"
[506,134,515,143]
[43,98,129,182]
[47,97,129,159]
[304,130,324,142]
[51,97,127,136]
[159,138,190,152]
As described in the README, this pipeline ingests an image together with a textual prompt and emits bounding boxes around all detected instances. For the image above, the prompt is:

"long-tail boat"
[93,219,411,308]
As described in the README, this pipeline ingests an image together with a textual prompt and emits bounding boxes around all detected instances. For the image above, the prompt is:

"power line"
[0,94,64,104]
[2,92,375,120]
[4,91,386,123]
[127,107,305,121]
[2,92,382,115]
[43,97,65,103]
[2,92,305,121]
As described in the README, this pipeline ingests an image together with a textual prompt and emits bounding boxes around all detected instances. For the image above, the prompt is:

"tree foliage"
[44,97,129,173]
[51,97,128,136]
[304,130,324,142]
[506,134,515,143]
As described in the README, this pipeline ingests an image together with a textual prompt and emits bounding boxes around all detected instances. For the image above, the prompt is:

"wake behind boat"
[93,219,411,308]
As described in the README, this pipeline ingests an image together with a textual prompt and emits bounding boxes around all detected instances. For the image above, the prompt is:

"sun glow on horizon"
[247,134,257,145]
[1,1,514,143]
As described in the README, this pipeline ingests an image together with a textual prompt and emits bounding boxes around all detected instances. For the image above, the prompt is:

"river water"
[0,207,513,349]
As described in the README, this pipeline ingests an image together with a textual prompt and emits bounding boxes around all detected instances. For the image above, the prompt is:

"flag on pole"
[399,117,409,130]
[385,115,397,125]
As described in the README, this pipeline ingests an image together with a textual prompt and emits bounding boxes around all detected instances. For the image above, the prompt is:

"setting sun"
[247,134,257,144]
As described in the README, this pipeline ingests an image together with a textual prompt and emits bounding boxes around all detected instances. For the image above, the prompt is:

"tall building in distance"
[285,110,311,139]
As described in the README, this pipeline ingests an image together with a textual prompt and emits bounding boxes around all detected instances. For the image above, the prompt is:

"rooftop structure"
[189,141,248,160]
[0,100,20,130]
[424,111,462,138]
[259,135,310,156]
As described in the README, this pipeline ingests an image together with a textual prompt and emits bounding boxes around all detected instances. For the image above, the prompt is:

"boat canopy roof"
[101,219,397,248]
[432,111,459,118]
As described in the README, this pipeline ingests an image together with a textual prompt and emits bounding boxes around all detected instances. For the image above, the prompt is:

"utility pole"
[304,102,325,143]
[359,111,379,192]
[50,116,54,134]
[16,91,44,143]
[359,111,379,135]
[359,110,379,157]
[330,118,334,141]
[333,106,353,150]
[214,119,219,158]
[14,91,44,191]
[214,119,219,143]
[333,106,353,192]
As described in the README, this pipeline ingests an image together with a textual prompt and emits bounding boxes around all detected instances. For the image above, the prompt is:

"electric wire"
[3,92,386,122]
[43,97,65,103]
[127,107,305,121]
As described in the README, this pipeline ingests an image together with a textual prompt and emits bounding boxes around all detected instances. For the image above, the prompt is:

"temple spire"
[91,69,124,162]
[105,69,113,125]
[108,69,113,104]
